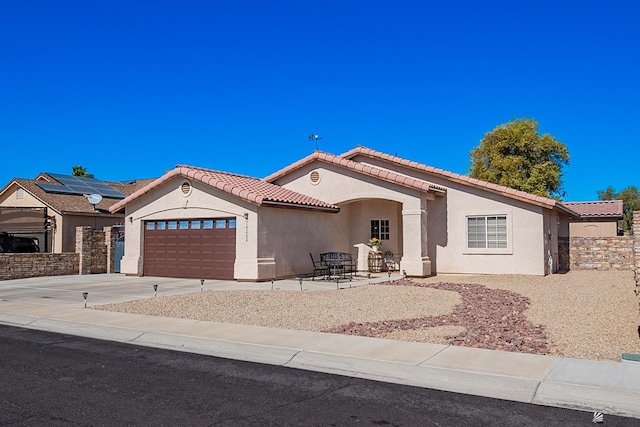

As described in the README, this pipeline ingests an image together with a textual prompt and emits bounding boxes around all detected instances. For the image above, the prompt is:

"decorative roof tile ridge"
[110,163,339,213]
[563,200,623,205]
[339,145,566,209]
[263,151,322,182]
[531,195,549,203]
[175,164,258,180]
[338,146,365,158]
[266,147,445,194]
[361,158,449,193]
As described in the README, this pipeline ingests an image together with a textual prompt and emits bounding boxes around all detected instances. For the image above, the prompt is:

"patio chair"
[310,253,330,281]
[384,251,396,271]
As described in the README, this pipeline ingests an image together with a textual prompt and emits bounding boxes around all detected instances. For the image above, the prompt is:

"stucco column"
[400,200,431,277]
[233,210,276,281]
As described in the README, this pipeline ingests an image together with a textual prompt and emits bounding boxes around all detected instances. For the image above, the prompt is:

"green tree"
[598,185,640,235]
[72,166,94,178]
[469,118,570,199]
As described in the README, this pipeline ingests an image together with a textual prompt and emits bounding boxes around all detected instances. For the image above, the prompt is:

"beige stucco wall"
[569,221,618,237]
[343,199,403,257]
[119,176,260,279]
[342,155,552,275]
[258,206,341,278]
[0,184,41,208]
[258,199,403,278]
[272,161,432,276]
[435,184,546,275]
[276,162,421,206]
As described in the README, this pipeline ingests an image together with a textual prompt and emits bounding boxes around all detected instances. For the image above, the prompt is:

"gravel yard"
[94,270,640,362]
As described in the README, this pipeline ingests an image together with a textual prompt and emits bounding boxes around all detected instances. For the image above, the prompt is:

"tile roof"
[264,151,448,195]
[339,146,579,215]
[4,175,154,216]
[561,200,624,218]
[109,165,340,213]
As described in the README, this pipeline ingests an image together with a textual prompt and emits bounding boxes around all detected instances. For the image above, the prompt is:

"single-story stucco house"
[109,146,600,281]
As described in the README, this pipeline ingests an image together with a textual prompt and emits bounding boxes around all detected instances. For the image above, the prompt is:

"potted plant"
[368,237,382,252]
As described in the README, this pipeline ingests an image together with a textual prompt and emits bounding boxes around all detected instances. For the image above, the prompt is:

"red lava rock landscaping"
[323,279,554,355]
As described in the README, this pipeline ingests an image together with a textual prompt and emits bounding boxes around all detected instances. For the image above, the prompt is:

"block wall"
[569,236,634,270]
[0,253,79,280]
[0,226,117,281]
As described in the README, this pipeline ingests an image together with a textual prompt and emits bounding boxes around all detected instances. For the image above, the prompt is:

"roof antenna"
[308,129,322,151]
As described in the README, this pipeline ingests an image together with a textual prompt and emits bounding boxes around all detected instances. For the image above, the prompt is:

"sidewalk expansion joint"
[129,331,148,342]
[282,350,303,366]
[418,344,451,365]
[530,379,544,404]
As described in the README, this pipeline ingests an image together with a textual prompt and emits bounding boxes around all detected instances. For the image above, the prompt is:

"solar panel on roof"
[40,173,127,199]
[36,183,79,195]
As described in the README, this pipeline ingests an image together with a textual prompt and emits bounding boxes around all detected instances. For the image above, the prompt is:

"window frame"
[464,214,512,254]
[146,218,236,231]
[370,219,390,241]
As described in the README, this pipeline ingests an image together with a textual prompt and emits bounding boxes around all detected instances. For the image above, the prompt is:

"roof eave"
[261,200,340,213]
[61,210,125,218]
[554,203,580,218]
[578,214,624,220]
[343,146,581,211]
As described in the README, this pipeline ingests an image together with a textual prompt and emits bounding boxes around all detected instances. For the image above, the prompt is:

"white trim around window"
[464,213,513,254]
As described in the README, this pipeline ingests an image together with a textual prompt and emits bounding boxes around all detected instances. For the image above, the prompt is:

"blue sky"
[1,1,638,201]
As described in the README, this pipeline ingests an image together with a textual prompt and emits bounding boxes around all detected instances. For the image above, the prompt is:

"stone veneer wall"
[0,253,79,280]
[76,226,117,274]
[634,211,640,273]
[0,226,117,281]
[569,211,640,272]
[569,236,634,270]
[633,212,640,315]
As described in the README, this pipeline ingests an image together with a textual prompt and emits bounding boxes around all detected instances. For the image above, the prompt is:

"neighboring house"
[111,146,584,281]
[0,173,153,252]
[562,200,624,237]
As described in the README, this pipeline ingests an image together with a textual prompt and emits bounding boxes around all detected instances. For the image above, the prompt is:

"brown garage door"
[144,218,236,280]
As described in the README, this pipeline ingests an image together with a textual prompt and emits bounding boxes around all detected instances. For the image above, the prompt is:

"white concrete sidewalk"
[0,274,639,419]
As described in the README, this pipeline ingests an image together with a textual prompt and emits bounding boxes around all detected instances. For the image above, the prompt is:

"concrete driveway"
[0,272,394,308]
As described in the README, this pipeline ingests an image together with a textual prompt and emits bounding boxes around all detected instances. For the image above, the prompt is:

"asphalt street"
[1,325,636,426]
